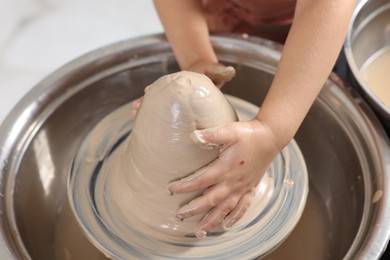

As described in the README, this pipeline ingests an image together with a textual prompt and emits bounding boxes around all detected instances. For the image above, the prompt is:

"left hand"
[166,119,280,239]
[189,61,235,88]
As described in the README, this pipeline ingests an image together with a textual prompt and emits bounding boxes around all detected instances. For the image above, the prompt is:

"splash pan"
[68,95,308,259]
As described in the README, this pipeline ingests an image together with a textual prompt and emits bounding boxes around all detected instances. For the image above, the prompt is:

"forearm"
[153,0,218,70]
[256,0,356,148]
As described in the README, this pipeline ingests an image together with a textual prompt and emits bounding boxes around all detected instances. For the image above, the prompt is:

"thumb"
[190,124,236,149]
[205,65,236,88]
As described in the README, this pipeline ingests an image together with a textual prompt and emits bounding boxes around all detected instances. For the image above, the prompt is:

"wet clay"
[68,71,308,258]
[361,46,390,107]
[95,71,274,240]
[263,183,331,260]
[56,181,328,260]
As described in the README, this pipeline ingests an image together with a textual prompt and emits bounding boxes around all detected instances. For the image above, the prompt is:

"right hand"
[131,62,236,118]
[166,119,280,238]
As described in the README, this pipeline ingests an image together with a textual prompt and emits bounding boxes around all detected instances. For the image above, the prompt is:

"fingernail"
[195,230,207,239]
[192,130,206,144]
[165,187,173,195]
[225,66,235,73]
[223,218,234,230]
[174,213,184,222]
[191,131,219,150]
[215,65,228,74]
[216,65,235,77]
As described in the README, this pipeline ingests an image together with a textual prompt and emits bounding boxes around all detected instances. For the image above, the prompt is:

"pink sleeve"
[203,0,296,42]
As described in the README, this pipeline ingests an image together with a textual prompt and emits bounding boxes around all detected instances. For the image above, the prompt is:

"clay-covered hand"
[167,119,280,239]
[188,61,236,88]
[130,62,235,118]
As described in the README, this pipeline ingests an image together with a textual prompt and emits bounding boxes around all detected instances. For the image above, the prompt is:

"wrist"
[254,112,297,150]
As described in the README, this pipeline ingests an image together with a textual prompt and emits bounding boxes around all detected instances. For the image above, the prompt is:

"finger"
[144,85,151,93]
[194,193,241,238]
[222,189,254,230]
[166,159,227,194]
[206,65,236,88]
[173,184,231,222]
[131,98,142,109]
[191,123,238,148]
[130,97,143,118]
[130,109,137,119]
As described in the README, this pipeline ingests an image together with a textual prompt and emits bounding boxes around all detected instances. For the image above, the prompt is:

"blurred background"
[0,0,163,124]
[1,0,390,259]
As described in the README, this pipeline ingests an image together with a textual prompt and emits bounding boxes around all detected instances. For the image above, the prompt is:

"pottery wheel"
[68,94,308,259]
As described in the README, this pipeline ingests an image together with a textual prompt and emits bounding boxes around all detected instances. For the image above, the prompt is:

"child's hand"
[130,63,235,117]
[188,61,236,88]
[166,119,280,239]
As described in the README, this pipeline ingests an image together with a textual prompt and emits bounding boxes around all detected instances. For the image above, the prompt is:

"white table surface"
[0,0,163,125]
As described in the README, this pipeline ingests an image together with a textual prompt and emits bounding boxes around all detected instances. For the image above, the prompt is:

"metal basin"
[0,34,389,259]
[344,0,390,134]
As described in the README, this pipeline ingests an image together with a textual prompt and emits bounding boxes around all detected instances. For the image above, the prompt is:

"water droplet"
[372,190,383,203]
[284,178,294,187]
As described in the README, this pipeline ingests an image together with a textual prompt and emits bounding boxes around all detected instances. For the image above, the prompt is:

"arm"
[154,0,217,69]
[257,0,356,149]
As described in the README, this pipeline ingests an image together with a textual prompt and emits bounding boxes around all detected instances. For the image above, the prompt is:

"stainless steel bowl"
[344,0,390,133]
[0,34,390,259]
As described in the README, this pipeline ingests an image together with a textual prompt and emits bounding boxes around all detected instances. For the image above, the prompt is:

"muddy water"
[263,183,331,260]
[54,201,108,260]
[54,181,330,260]
[361,46,390,107]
